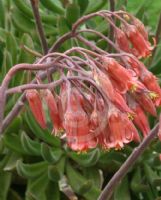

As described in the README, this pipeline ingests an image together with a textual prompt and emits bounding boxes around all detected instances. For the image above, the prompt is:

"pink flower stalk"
[60,82,68,113]
[26,89,46,129]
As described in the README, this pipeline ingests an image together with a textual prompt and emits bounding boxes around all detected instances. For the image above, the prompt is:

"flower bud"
[26,89,46,129]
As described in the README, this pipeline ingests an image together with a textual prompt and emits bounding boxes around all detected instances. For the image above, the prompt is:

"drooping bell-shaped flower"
[26,89,46,129]
[123,56,141,76]
[114,91,134,114]
[115,28,131,53]
[128,96,150,137]
[134,92,157,116]
[43,89,63,136]
[128,78,147,93]
[131,16,148,40]
[93,69,133,114]
[126,24,153,58]
[93,69,115,99]
[107,106,140,149]
[140,68,161,106]
[102,57,133,92]
[64,88,95,151]
[90,98,108,143]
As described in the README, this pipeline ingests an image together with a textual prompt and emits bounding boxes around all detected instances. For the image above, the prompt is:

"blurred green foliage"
[0,0,161,199]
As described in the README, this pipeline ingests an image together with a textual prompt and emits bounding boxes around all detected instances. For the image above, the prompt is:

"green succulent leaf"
[4,152,21,171]
[65,3,80,27]
[144,164,161,186]
[40,0,64,14]
[0,171,12,200]
[0,0,5,28]
[41,143,63,163]
[48,156,66,182]
[6,32,18,65]
[131,167,149,193]
[69,148,100,167]
[26,172,49,200]
[18,33,35,63]
[3,133,26,154]
[83,168,103,189]
[77,0,89,15]
[16,160,48,179]
[85,0,106,14]
[66,162,100,199]
[114,177,131,200]
[46,181,60,200]
[13,0,57,24]
[20,131,41,156]
[24,110,61,147]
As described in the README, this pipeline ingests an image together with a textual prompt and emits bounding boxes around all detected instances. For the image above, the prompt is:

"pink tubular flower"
[123,56,141,76]
[115,28,131,53]
[114,91,133,114]
[43,90,63,135]
[128,97,150,137]
[107,107,140,149]
[126,24,153,58]
[134,92,157,116]
[133,106,150,137]
[26,89,46,129]
[140,69,161,106]
[102,57,133,92]
[93,69,115,99]
[94,69,133,114]
[128,78,147,94]
[64,89,96,151]
[131,16,148,40]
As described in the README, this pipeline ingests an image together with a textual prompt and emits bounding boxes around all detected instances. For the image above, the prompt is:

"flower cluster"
[25,11,161,151]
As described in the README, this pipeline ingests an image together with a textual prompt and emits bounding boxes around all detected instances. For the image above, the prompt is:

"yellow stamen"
[77,150,87,154]
[115,145,123,151]
[127,113,135,120]
[130,84,137,93]
[149,91,158,100]
[53,128,64,137]
[123,14,130,21]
